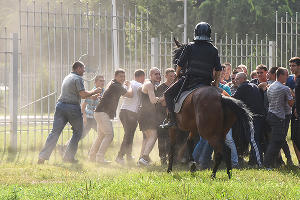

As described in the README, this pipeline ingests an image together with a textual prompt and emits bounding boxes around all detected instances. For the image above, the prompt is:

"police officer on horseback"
[161,22,222,128]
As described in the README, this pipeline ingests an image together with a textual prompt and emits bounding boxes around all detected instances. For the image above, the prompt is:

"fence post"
[9,33,18,151]
[112,0,119,70]
[151,38,159,68]
[269,41,276,68]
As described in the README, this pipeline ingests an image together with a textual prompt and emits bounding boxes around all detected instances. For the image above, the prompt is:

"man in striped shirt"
[264,67,294,168]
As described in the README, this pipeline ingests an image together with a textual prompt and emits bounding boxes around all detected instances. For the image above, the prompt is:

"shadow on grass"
[276,165,300,178]
[52,162,84,172]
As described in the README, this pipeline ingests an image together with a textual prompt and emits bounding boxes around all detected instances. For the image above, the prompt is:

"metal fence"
[1,1,153,159]
[154,11,299,73]
[0,1,299,160]
[0,28,11,154]
[214,33,274,73]
[276,12,299,68]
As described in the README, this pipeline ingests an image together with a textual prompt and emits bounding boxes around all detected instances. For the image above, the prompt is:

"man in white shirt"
[115,69,145,164]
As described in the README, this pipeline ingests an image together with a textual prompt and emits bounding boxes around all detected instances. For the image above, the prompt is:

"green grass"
[0,124,300,199]
[0,160,299,199]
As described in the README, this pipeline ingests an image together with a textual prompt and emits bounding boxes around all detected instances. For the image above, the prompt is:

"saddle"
[174,88,197,113]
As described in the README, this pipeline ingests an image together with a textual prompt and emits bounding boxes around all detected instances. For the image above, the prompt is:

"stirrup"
[160,119,176,129]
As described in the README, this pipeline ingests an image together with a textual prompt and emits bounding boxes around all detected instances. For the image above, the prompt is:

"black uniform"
[164,41,222,113]
[293,76,300,150]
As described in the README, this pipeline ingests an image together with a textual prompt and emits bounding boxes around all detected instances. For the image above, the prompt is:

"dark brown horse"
[167,40,254,179]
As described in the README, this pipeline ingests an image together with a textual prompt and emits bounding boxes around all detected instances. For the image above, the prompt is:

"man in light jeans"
[89,69,133,164]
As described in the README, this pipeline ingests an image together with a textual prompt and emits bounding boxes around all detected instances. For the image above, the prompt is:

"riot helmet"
[194,22,212,41]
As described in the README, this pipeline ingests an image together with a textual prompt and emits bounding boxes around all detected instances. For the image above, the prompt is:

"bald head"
[149,67,161,83]
[150,67,159,75]
[235,72,247,86]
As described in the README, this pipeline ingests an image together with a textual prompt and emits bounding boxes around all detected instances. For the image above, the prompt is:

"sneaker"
[138,157,149,166]
[96,158,112,165]
[126,155,135,162]
[63,158,79,164]
[37,158,45,164]
[115,157,125,165]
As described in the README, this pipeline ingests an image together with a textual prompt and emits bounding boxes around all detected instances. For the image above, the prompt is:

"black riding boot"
[160,111,176,129]
[160,77,185,129]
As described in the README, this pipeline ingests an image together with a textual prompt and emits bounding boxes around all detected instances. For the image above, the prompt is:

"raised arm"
[123,80,133,98]
[79,87,102,99]
[143,82,162,104]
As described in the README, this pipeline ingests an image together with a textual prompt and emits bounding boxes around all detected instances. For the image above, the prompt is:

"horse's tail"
[220,95,253,136]
[221,95,263,166]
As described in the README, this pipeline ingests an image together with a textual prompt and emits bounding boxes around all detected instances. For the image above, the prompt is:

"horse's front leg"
[187,132,196,172]
[167,127,177,173]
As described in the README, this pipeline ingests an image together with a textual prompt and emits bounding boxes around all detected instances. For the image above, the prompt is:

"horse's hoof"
[167,168,172,173]
[228,173,231,179]
[211,173,216,179]
[189,161,197,172]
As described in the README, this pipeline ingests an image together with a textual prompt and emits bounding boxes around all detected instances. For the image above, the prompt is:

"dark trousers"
[157,127,169,160]
[291,113,300,150]
[164,77,185,112]
[117,109,138,158]
[248,117,264,165]
[65,118,97,147]
[264,112,288,167]
[282,115,292,160]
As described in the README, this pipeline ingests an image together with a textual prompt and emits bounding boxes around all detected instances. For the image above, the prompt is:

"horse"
[167,39,255,179]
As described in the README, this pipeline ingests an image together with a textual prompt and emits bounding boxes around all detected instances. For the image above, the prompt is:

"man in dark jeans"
[233,72,264,166]
[155,68,176,165]
[38,61,102,164]
[115,70,145,164]
[265,67,294,168]
[290,57,300,166]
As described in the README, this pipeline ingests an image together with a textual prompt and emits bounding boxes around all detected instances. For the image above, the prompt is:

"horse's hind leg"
[167,128,177,173]
[187,133,196,172]
[224,145,232,179]
[211,140,224,179]
[212,152,222,179]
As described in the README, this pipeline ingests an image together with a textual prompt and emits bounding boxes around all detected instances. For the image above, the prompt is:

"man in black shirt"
[290,57,300,167]
[234,72,264,166]
[156,68,176,164]
[89,69,133,164]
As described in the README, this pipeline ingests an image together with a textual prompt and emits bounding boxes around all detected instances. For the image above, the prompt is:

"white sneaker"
[96,157,112,165]
[138,157,149,166]
[115,157,125,165]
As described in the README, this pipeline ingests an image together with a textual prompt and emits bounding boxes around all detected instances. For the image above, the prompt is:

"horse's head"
[173,38,188,73]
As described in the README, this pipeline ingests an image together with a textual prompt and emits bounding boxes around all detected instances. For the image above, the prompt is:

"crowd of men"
[37,56,300,170]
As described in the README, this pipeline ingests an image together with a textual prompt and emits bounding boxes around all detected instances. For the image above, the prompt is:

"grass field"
[0,124,300,199]
[0,159,299,199]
